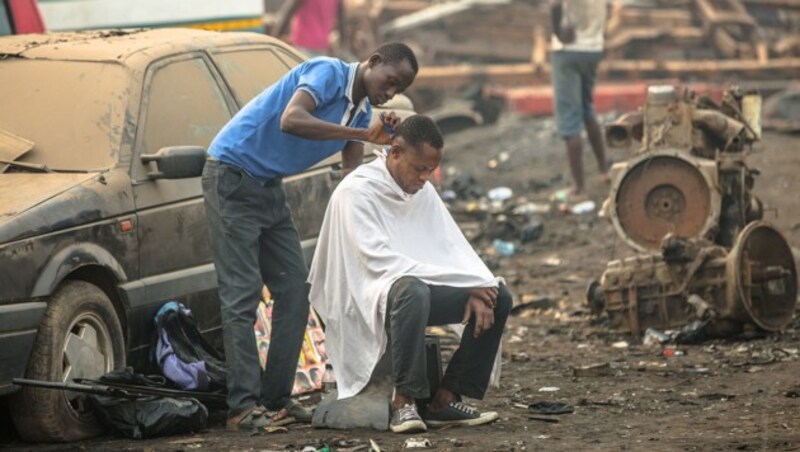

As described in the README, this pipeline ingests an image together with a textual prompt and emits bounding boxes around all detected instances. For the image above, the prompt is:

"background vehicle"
[0,28,414,442]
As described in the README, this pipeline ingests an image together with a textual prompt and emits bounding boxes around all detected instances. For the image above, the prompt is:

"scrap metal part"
[603,85,764,251]
[588,222,797,335]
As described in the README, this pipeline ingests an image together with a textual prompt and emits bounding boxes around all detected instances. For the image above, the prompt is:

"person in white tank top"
[549,0,610,200]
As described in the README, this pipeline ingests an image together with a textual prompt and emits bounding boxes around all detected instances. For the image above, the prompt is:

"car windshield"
[0,59,127,170]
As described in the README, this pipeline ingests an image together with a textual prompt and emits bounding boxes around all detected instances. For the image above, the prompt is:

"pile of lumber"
[342,0,800,86]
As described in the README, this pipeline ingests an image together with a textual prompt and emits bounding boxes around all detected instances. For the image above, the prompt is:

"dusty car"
[0,28,414,442]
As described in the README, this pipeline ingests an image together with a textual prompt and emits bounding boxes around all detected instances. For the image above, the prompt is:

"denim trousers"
[385,276,512,400]
[202,159,309,416]
[551,50,604,137]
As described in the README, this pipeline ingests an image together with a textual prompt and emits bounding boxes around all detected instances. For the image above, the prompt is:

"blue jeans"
[202,159,310,416]
[552,50,603,138]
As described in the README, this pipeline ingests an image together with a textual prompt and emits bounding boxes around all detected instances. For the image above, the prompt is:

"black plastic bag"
[89,395,208,439]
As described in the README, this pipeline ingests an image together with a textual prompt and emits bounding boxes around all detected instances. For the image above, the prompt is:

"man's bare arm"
[271,0,303,37]
[280,90,393,144]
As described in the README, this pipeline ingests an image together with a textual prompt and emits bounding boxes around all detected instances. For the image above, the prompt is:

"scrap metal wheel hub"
[610,151,721,251]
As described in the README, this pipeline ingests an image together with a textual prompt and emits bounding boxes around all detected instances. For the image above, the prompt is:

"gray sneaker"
[390,403,427,433]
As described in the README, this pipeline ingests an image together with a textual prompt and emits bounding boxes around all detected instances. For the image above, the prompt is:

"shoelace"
[451,401,478,417]
[396,403,420,422]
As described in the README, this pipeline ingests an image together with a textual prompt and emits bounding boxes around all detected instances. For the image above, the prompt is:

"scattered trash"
[513,202,551,215]
[440,189,457,202]
[447,438,465,447]
[537,386,560,392]
[528,401,575,415]
[528,416,559,424]
[370,439,382,452]
[611,341,629,349]
[643,328,670,347]
[572,362,614,377]
[403,438,433,449]
[570,200,596,215]
[510,297,557,315]
[487,186,514,202]
[511,352,530,362]
[89,394,208,439]
[520,220,544,243]
[169,437,205,446]
[662,347,687,357]
[698,393,736,401]
[492,239,516,257]
[673,320,709,344]
[542,256,562,267]
[450,174,482,199]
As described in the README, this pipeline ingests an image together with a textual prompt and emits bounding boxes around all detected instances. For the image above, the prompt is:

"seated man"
[308,115,511,433]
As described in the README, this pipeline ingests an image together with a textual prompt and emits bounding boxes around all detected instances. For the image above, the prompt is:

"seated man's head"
[386,115,443,195]
[363,42,418,106]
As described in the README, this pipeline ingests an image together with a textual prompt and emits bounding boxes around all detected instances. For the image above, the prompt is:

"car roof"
[0,28,293,65]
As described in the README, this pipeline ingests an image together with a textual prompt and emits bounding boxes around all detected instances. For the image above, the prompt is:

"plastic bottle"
[492,239,516,257]
[322,363,336,393]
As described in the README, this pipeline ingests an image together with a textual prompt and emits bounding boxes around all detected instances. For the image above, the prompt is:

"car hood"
[0,173,99,220]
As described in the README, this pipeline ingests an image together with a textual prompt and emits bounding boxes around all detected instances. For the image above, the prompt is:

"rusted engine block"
[588,222,797,335]
[592,85,798,335]
[603,85,763,252]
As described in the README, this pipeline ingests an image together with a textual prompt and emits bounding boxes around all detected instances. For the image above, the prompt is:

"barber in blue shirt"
[201,42,418,430]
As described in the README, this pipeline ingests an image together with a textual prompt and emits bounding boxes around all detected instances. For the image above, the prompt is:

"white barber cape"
[308,155,501,399]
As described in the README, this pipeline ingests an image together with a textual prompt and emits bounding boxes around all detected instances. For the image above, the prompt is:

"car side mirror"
[141,146,207,179]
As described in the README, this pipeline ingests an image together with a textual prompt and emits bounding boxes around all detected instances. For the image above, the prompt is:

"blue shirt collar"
[345,62,369,114]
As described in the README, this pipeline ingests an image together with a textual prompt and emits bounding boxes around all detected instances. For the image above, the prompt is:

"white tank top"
[551,0,607,52]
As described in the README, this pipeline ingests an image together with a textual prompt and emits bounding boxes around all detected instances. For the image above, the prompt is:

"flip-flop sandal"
[528,401,575,415]
[226,405,269,431]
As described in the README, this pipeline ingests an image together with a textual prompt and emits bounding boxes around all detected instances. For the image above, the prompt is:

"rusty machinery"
[588,85,797,336]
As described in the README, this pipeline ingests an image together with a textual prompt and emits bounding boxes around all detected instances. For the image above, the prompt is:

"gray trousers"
[202,159,309,416]
[386,277,512,400]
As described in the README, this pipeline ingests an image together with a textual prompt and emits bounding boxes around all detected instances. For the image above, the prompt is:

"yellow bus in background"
[37,0,275,33]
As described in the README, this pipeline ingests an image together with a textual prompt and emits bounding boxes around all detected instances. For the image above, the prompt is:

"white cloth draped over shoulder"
[308,155,501,399]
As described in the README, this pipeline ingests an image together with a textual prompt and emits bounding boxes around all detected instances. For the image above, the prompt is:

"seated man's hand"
[462,294,495,338]
[469,287,498,309]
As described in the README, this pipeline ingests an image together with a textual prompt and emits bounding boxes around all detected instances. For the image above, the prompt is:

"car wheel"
[10,280,125,442]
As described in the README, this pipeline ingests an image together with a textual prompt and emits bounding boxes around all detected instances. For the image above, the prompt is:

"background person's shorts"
[552,51,604,138]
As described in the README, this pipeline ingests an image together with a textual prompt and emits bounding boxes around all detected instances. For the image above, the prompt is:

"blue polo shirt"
[208,57,372,183]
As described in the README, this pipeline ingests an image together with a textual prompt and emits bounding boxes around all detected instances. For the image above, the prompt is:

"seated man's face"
[387,137,442,194]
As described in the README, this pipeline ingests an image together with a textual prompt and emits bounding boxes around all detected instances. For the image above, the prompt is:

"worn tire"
[10,280,125,442]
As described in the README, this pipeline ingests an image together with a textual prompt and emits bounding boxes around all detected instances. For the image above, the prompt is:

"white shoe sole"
[390,419,428,433]
[426,411,499,428]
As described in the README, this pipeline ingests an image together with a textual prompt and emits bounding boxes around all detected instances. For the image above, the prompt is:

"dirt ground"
[5,113,800,451]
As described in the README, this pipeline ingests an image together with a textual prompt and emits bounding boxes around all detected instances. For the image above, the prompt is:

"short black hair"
[374,42,419,74]
[395,114,444,151]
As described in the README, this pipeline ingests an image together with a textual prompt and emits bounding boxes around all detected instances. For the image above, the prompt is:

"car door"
[128,53,235,351]
[208,45,339,263]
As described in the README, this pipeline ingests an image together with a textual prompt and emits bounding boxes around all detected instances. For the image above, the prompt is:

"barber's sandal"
[390,403,427,433]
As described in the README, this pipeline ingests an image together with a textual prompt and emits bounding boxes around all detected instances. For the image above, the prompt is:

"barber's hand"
[462,295,495,338]
[469,287,498,309]
[365,112,399,145]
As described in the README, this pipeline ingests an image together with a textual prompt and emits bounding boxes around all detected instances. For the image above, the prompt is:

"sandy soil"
[4,115,800,451]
